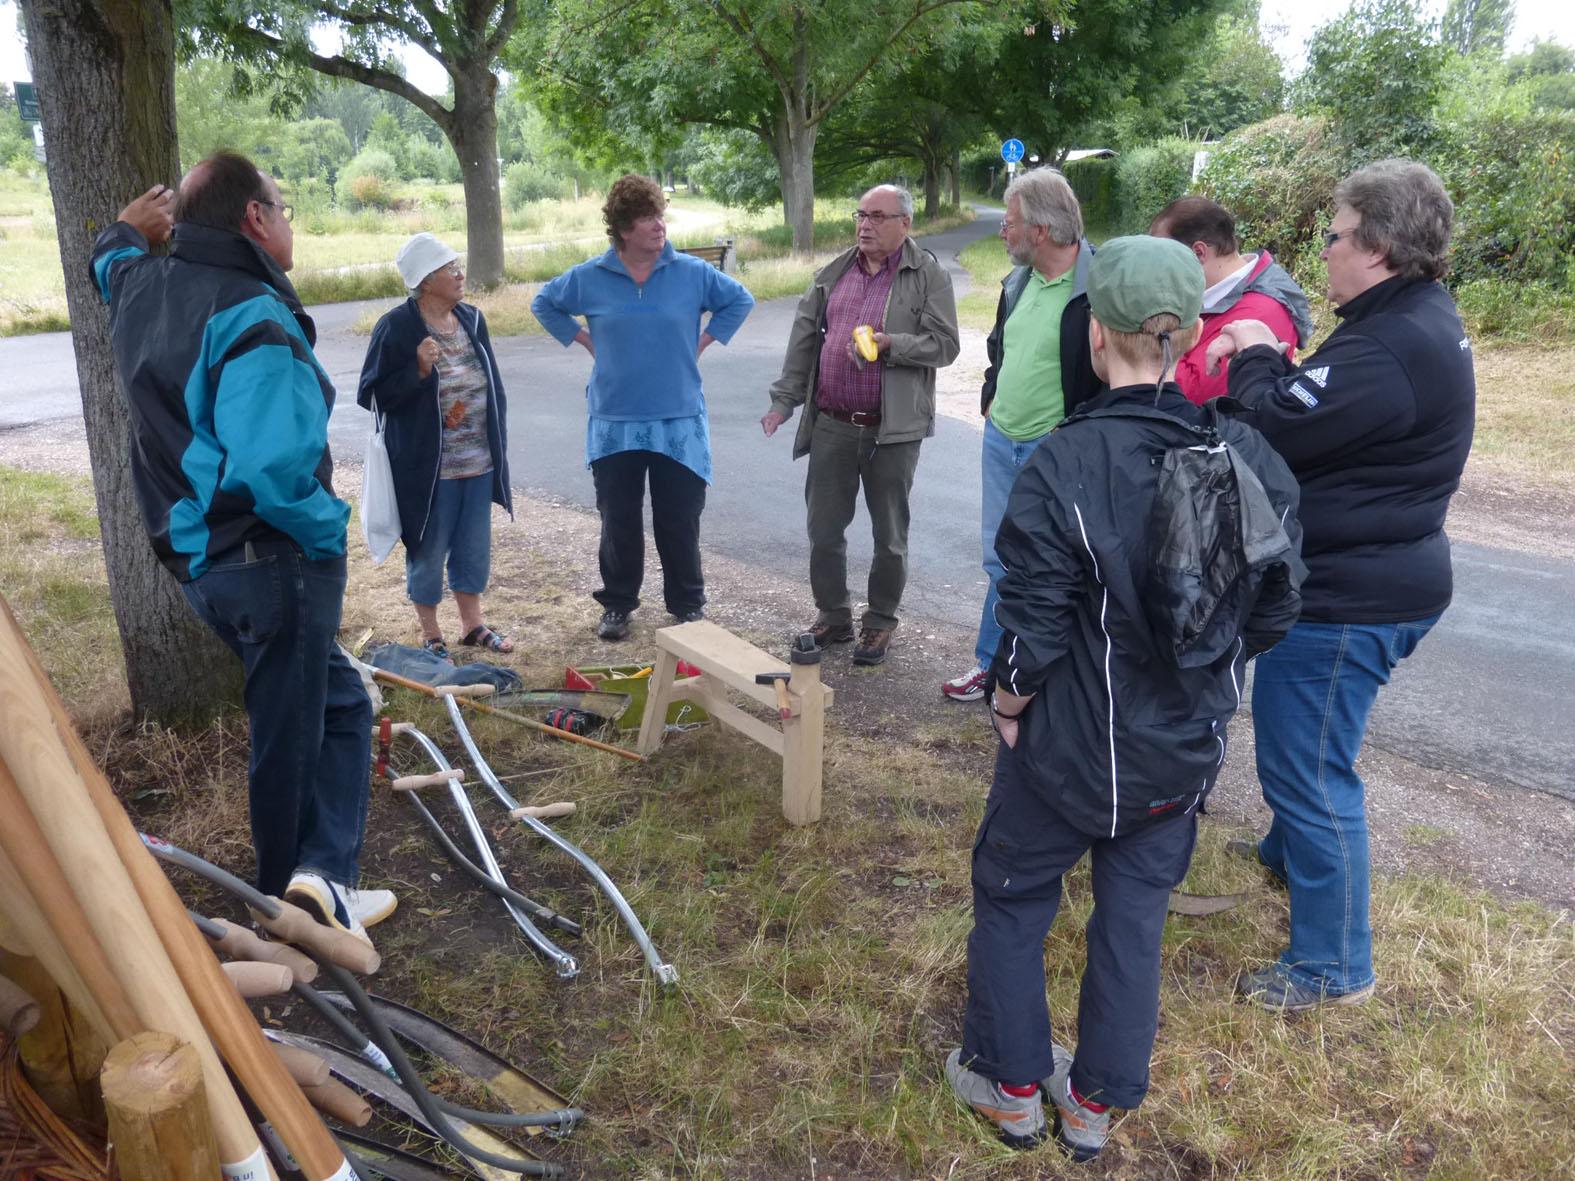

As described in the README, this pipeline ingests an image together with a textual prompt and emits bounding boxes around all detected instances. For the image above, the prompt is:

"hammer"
[755,671,792,721]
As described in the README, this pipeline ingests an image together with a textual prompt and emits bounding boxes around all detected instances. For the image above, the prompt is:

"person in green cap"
[944,235,1305,1160]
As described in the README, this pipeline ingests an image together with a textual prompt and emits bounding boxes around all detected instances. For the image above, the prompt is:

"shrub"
[504,160,571,209]
[1198,114,1343,262]
[347,173,392,210]
[1063,157,1117,230]
[1114,138,1197,233]
[343,147,398,185]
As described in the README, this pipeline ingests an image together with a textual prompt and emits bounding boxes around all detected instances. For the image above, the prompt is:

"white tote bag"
[361,401,401,563]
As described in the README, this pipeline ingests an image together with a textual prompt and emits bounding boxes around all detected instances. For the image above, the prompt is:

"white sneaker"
[941,663,989,702]
[284,872,396,948]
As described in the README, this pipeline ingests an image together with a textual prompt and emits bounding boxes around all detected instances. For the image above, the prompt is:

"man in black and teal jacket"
[91,152,390,950]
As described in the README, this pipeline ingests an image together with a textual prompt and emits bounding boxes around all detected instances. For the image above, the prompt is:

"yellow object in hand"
[854,324,879,362]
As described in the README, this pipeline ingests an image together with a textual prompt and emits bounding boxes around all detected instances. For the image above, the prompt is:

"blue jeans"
[405,473,494,605]
[1251,616,1438,994]
[181,538,373,896]
[962,744,1198,1107]
[974,419,1050,668]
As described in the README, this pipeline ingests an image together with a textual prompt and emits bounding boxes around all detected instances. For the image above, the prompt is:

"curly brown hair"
[602,174,665,249]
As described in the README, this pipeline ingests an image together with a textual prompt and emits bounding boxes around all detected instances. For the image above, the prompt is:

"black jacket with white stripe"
[989,384,1303,838]
[1223,275,1475,623]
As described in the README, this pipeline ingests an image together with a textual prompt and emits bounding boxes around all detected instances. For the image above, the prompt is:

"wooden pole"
[0,597,349,1180]
[0,947,107,1125]
[101,1030,221,1181]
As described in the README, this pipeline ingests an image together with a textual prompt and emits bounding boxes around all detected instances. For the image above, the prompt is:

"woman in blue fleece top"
[532,174,754,640]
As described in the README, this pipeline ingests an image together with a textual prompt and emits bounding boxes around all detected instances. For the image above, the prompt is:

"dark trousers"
[590,450,707,616]
[180,539,373,896]
[804,414,921,631]
[961,744,1198,1109]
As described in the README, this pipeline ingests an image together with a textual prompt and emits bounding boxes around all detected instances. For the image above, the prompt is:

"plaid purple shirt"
[815,248,900,414]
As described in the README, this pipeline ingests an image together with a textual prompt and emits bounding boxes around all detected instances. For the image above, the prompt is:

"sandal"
[461,625,515,654]
[422,637,454,663]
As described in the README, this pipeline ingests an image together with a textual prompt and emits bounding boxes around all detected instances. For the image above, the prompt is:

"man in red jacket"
[1149,196,1313,403]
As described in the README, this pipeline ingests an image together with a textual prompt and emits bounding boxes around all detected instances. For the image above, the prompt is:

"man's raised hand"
[119,184,175,247]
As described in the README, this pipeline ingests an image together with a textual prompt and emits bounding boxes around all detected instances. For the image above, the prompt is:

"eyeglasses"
[1322,227,1357,247]
[853,210,904,223]
[440,264,463,278]
[258,199,294,223]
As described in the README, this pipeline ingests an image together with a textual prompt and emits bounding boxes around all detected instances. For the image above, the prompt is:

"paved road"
[4,213,1572,803]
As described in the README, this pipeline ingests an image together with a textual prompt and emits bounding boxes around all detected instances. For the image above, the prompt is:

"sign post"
[1001,138,1024,181]
[14,82,40,122]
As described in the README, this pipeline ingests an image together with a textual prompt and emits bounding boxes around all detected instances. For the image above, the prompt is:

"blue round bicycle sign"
[1001,139,1025,163]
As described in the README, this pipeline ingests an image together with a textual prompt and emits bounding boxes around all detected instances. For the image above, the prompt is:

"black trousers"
[960,743,1198,1109]
[590,450,707,616]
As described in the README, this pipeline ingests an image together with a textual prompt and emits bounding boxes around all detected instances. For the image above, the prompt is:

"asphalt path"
[3,213,1571,804]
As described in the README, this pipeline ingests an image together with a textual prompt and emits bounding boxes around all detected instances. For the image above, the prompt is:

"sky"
[4,0,1575,96]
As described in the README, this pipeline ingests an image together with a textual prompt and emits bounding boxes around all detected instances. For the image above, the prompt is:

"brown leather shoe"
[807,618,855,645]
[853,626,894,666]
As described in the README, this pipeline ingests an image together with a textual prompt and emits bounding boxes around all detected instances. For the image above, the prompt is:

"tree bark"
[20,0,239,724]
[769,111,818,253]
[951,150,961,206]
[447,68,505,289]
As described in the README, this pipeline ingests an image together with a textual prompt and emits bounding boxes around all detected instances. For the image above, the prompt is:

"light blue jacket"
[531,242,754,420]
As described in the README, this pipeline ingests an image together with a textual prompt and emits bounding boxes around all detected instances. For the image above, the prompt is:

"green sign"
[14,82,39,122]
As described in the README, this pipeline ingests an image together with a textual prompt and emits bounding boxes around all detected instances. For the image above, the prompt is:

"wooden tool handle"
[370,721,414,735]
[249,900,381,975]
[204,917,318,983]
[508,801,577,820]
[221,961,294,998]
[301,1078,372,1127]
[270,1043,331,1088]
[0,972,40,1037]
[772,678,792,721]
[388,768,465,792]
[433,682,494,697]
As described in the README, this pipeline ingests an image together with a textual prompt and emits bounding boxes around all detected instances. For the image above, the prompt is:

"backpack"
[1078,402,1303,667]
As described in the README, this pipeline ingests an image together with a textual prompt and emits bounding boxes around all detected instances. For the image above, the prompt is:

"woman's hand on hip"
[574,328,595,358]
[416,336,439,379]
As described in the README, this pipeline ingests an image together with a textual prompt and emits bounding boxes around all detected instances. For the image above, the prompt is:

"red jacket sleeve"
[1176,293,1303,405]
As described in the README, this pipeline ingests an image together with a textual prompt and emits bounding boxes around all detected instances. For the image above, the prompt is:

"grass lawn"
[0,174,973,336]
[2,458,1571,1179]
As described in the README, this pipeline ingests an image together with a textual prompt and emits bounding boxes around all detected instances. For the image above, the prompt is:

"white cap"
[395,232,459,290]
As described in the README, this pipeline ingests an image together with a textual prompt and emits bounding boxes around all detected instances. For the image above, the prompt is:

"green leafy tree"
[1506,39,1575,110]
[1295,0,1450,167]
[525,0,1001,250]
[276,116,353,184]
[179,0,522,286]
[174,56,286,168]
[1174,12,1285,138]
[1441,0,1514,58]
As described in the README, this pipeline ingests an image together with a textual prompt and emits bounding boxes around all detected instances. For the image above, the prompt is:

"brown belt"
[818,407,881,426]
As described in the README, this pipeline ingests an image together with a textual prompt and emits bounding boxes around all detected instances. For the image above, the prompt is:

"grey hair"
[1005,167,1083,246]
[865,184,914,218]
[1334,158,1453,281]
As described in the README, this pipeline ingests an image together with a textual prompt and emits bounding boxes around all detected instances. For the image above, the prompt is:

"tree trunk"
[922,158,941,219]
[769,111,819,253]
[951,150,961,206]
[20,0,239,724]
[449,68,505,289]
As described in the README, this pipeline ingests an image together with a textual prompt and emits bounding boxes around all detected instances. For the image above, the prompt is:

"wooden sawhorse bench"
[634,621,833,825]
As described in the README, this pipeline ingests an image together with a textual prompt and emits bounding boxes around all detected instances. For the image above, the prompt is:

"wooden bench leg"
[781,664,825,825]
[635,648,682,755]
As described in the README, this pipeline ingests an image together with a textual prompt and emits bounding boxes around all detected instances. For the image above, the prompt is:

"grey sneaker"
[598,610,632,640]
[284,872,396,949]
[943,1048,1047,1149]
[1044,1043,1110,1162]
[1237,964,1374,1013]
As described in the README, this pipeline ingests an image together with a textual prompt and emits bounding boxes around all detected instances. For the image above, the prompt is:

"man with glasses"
[762,184,959,666]
[940,167,1100,703]
[90,152,388,950]
[1205,158,1476,1012]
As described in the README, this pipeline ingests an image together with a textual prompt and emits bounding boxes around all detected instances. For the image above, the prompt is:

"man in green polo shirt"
[941,168,1103,702]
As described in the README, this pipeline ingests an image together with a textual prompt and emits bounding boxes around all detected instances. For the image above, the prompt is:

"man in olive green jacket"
[761,184,960,667]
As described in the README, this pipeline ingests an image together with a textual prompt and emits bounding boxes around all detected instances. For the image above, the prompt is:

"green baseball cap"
[1087,235,1203,333]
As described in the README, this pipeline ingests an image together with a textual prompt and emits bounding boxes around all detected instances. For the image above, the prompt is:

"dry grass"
[4,464,1572,1180]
